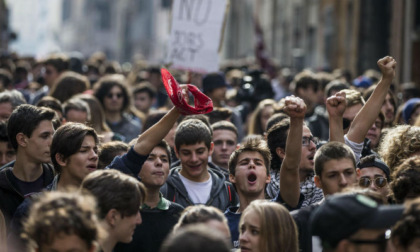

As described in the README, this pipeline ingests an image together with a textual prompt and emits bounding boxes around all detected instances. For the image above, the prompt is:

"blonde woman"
[239,200,298,252]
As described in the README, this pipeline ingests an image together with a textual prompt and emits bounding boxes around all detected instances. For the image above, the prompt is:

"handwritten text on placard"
[166,0,227,73]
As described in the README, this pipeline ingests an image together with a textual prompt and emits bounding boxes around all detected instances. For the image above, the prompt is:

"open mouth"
[87,165,97,170]
[248,173,257,182]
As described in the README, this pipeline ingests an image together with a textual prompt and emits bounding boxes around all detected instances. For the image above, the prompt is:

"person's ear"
[314,175,322,189]
[16,133,27,147]
[209,142,214,156]
[276,147,286,159]
[55,153,67,167]
[356,168,361,178]
[174,146,180,159]
[229,173,236,184]
[266,173,271,184]
[105,209,119,227]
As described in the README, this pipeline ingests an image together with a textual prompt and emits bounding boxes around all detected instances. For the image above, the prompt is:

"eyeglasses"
[106,92,123,99]
[302,136,319,146]
[358,177,388,188]
[343,118,352,130]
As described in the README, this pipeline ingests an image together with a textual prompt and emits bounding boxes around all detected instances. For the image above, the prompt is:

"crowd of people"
[0,51,419,252]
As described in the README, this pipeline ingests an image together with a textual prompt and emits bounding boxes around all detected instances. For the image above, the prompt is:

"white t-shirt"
[179,173,212,204]
[344,134,363,164]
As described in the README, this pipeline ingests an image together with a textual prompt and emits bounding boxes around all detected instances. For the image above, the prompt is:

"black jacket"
[0,161,55,231]
[160,166,238,211]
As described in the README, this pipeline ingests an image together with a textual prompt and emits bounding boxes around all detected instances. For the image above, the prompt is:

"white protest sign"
[166,0,227,73]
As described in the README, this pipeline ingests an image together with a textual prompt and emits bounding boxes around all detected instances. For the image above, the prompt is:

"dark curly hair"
[390,156,420,204]
[392,198,420,249]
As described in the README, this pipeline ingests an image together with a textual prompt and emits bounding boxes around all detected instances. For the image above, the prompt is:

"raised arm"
[133,106,181,155]
[327,91,347,143]
[108,87,185,175]
[279,96,306,208]
[347,56,396,143]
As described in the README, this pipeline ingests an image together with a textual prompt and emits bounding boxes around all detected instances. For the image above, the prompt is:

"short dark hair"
[211,121,238,138]
[265,113,289,132]
[0,69,13,89]
[324,80,350,98]
[156,139,172,167]
[81,169,146,219]
[182,115,213,136]
[314,141,356,176]
[36,97,64,130]
[175,119,212,151]
[93,74,131,112]
[63,98,91,122]
[141,111,166,133]
[132,81,157,98]
[316,72,334,91]
[206,108,233,125]
[98,141,129,169]
[44,53,69,73]
[7,105,55,150]
[148,66,161,76]
[100,61,122,75]
[50,122,98,173]
[49,71,90,103]
[291,70,319,93]
[266,118,290,172]
[0,121,9,143]
[36,96,63,115]
[229,136,271,176]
